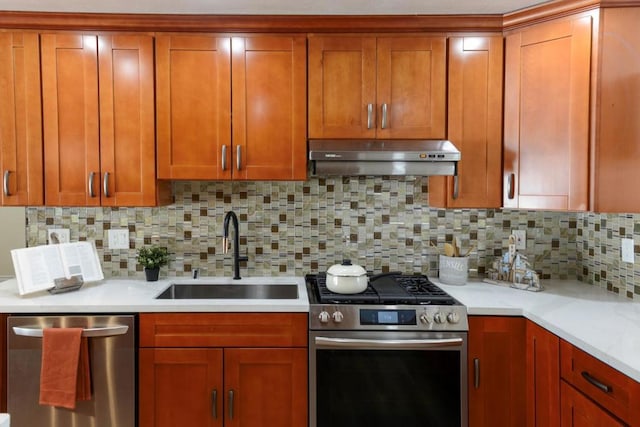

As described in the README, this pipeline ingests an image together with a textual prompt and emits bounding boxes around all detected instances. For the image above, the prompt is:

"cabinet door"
[224,348,307,427]
[526,321,560,427]
[430,35,503,208]
[561,381,624,427]
[594,7,640,212]
[308,35,377,138]
[42,33,100,206]
[156,34,231,180]
[468,316,526,427]
[98,34,157,206]
[231,36,307,180]
[0,32,43,206]
[376,36,446,139]
[503,15,592,210]
[139,348,223,427]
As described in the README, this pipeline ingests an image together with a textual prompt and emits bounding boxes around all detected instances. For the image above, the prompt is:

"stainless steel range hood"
[309,139,461,176]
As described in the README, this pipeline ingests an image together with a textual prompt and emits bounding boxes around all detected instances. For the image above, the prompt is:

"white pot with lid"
[326,259,368,294]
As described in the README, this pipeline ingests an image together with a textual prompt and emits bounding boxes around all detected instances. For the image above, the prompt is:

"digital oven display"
[360,309,417,325]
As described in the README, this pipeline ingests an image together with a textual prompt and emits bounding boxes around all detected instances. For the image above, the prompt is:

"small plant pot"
[144,267,160,282]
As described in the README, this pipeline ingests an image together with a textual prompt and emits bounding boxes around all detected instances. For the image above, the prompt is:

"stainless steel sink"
[155,283,299,300]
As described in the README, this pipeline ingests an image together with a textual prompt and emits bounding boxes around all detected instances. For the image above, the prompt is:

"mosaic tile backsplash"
[24,177,639,300]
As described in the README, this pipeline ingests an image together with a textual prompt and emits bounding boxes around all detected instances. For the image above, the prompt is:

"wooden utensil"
[444,243,455,257]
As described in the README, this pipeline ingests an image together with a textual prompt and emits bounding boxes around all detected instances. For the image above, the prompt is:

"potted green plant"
[137,245,169,282]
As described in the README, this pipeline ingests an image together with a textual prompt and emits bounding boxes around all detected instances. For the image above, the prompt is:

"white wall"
[0,207,26,277]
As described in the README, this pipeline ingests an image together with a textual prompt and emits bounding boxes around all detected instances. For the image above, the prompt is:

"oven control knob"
[332,311,344,323]
[318,311,330,324]
[447,312,460,324]
[419,313,433,325]
[433,312,446,324]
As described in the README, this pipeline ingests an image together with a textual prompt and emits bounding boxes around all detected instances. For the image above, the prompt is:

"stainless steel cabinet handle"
[3,170,10,197]
[474,358,480,389]
[367,103,373,129]
[103,172,110,198]
[211,389,218,419]
[12,325,129,338]
[228,389,234,419]
[88,172,96,198]
[236,145,241,171]
[381,103,388,129]
[452,175,459,200]
[581,371,612,393]
[315,336,463,350]
[222,145,227,171]
[507,173,515,199]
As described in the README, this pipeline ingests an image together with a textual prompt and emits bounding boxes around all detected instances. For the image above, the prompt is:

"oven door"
[310,330,468,427]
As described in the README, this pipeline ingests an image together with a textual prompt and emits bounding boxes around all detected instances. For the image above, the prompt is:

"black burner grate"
[308,273,457,305]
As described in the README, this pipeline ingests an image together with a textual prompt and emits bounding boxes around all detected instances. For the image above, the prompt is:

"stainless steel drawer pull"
[12,325,129,338]
[581,371,612,393]
[315,336,463,350]
[381,103,388,129]
[103,172,110,198]
[228,389,235,419]
[88,172,96,198]
[474,358,480,389]
[236,145,242,170]
[222,145,227,171]
[367,103,373,129]
[211,389,218,419]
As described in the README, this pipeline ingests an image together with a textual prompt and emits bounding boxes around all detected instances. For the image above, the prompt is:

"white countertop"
[0,276,309,313]
[435,278,640,383]
[1,275,639,383]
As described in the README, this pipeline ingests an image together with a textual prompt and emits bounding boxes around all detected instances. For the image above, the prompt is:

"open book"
[11,241,104,296]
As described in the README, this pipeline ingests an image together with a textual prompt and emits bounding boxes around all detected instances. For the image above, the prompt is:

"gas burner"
[308,272,458,306]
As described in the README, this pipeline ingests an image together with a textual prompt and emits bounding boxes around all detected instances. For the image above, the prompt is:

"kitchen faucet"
[222,211,248,280]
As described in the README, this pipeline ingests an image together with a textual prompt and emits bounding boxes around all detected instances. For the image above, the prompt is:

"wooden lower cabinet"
[139,347,306,427]
[526,321,560,427]
[138,313,308,427]
[468,316,526,427]
[560,381,624,427]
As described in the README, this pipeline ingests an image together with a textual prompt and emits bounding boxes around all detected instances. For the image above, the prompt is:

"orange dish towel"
[39,328,92,409]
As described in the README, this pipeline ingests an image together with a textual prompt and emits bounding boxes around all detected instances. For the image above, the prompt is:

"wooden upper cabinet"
[231,36,307,180]
[593,7,640,213]
[42,32,163,206]
[0,32,43,206]
[308,34,446,139]
[98,34,158,206]
[157,34,305,181]
[503,14,592,211]
[430,35,503,208]
[156,34,232,180]
[42,33,100,206]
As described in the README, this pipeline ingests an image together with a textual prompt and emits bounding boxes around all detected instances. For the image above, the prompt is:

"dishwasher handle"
[12,325,129,338]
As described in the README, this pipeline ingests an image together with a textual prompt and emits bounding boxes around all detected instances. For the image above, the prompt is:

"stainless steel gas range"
[307,272,468,427]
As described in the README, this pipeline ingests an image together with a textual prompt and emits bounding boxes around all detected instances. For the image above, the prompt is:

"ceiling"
[0,0,552,15]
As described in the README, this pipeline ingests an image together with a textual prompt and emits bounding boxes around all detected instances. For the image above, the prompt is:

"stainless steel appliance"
[308,139,461,177]
[7,315,135,427]
[307,273,468,427]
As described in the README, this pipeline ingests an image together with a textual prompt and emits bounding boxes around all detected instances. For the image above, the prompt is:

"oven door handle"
[315,336,464,350]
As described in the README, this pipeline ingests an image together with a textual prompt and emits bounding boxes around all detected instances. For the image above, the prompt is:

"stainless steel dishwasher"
[7,315,135,427]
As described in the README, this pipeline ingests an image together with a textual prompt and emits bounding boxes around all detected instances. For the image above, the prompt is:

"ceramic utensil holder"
[439,255,468,285]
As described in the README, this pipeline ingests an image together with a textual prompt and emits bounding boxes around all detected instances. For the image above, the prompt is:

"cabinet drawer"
[140,313,308,348]
[560,340,639,424]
